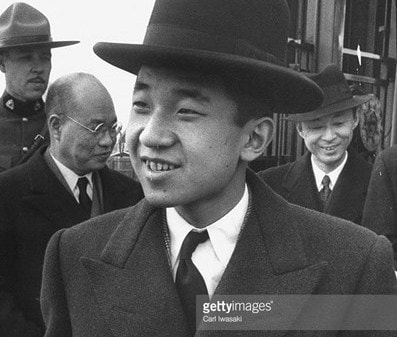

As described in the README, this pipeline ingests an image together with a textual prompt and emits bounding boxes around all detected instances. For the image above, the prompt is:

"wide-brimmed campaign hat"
[287,64,373,121]
[94,0,323,115]
[0,2,79,50]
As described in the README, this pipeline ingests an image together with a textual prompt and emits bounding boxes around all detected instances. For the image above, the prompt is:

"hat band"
[144,24,283,65]
[0,34,52,47]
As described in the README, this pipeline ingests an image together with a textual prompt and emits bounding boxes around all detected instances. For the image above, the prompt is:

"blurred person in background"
[0,2,79,172]
[0,72,143,336]
[259,64,373,224]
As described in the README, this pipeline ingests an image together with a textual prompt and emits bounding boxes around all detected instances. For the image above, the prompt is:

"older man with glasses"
[0,72,143,337]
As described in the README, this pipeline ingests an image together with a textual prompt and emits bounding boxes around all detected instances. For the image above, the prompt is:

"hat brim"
[286,94,374,121]
[0,40,79,50]
[93,42,323,115]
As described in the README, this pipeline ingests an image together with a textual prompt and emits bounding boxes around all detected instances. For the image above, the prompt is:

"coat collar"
[22,146,133,226]
[280,151,323,212]
[81,170,327,337]
[2,91,44,116]
[280,149,371,222]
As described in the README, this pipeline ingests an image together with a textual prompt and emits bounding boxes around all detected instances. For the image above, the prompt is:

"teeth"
[146,160,175,172]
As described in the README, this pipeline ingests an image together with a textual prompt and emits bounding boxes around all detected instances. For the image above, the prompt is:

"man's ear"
[352,112,360,130]
[48,114,62,141]
[240,117,274,162]
[295,122,305,139]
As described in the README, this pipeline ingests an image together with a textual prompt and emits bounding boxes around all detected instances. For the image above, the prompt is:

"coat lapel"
[201,171,327,337]
[281,153,322,212]
[81,201,190,337]
[99,166,143,213]
[21,149,88,228]
[325,150,370,223]
[81,171,328,337]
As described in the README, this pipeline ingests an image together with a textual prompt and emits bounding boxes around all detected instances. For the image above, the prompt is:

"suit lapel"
[325,151,370,223]
[22,149,88,228]
[99,167,134,213]
[281,153,322,212]
[81,201,190,337]
[81,171,327,337]
[204,171,327,337]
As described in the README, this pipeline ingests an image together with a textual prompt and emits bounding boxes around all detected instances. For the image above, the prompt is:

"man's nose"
[322,126,337,141]
[139,112,176,148]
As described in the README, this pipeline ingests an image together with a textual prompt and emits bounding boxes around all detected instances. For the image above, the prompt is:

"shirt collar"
[166,184,249,269]
[311,151,348,191]
[49,152,93,193]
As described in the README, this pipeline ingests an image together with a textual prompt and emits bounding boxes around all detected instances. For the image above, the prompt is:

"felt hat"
[93,0,323,115]
[0,2,79,50]
[287,64,373,121]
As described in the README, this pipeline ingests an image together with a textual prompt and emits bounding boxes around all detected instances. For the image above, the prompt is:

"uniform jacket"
[0,92,47,172]
[41,170,396,337]
[0,147,144,336]
[257,149,372,224]
[362,146,397,267]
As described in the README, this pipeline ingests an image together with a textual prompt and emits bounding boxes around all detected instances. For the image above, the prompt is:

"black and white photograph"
[0,0,396,336]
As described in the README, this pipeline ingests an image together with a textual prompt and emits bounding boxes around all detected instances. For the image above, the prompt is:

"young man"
[41,1,396,336]
[0,73,143,336]
[0,2,78,171]
[259,64,373,224]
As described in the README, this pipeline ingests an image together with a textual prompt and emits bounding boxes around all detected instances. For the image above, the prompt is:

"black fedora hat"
[94,0,323,115]
[288,64,373,121]
[0,2,79,50]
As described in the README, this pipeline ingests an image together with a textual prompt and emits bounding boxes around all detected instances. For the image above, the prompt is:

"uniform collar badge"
[5,98,14,110]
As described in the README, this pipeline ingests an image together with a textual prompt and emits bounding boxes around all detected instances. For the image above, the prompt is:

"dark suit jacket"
[257,150,372,224]
[0,147,143,336]
[362,146,397,267]
[40,170,396,337]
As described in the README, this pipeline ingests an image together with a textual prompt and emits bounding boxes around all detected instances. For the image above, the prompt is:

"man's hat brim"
[287,94,374,121]
[0,40,79,50]
[94,42,323,115]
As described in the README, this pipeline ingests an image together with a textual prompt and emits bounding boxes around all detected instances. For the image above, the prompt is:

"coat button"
[22,147,28,152]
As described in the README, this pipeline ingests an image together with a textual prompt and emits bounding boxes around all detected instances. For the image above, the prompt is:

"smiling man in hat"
[259,64,373,225]
[0,2,78,172]
[41,1,396,336]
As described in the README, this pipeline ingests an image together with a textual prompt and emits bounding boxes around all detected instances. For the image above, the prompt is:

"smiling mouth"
[322,145,338,151]
[144,160,178,172]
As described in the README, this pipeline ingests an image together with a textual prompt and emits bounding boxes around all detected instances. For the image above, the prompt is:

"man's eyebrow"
[173,88,210,103]
[133,81,150,92]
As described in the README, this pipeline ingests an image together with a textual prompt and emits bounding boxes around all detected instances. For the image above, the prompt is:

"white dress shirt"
[311,152,348,191]
[166,184,249,297]
[50,153,93,202]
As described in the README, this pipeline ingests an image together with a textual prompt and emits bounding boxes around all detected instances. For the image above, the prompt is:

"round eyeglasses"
[65,115,122,138]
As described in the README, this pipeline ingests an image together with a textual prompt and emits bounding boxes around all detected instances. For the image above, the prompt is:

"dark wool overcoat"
[362,146,397,267]
[257,149,372,224]
[0,147,143,336]
[40,170,396,337]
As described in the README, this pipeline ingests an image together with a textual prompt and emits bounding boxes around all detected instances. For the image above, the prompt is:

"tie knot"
[77,177,89,191]
[180,230,209,260]
[321,175,330,187]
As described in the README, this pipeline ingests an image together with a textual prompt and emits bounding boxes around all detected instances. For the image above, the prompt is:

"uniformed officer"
[0,2,78,172]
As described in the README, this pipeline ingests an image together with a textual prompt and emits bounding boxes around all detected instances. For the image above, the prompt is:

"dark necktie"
[319,175,331,209]
[77,177,92,218]
[176,230,209,333]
